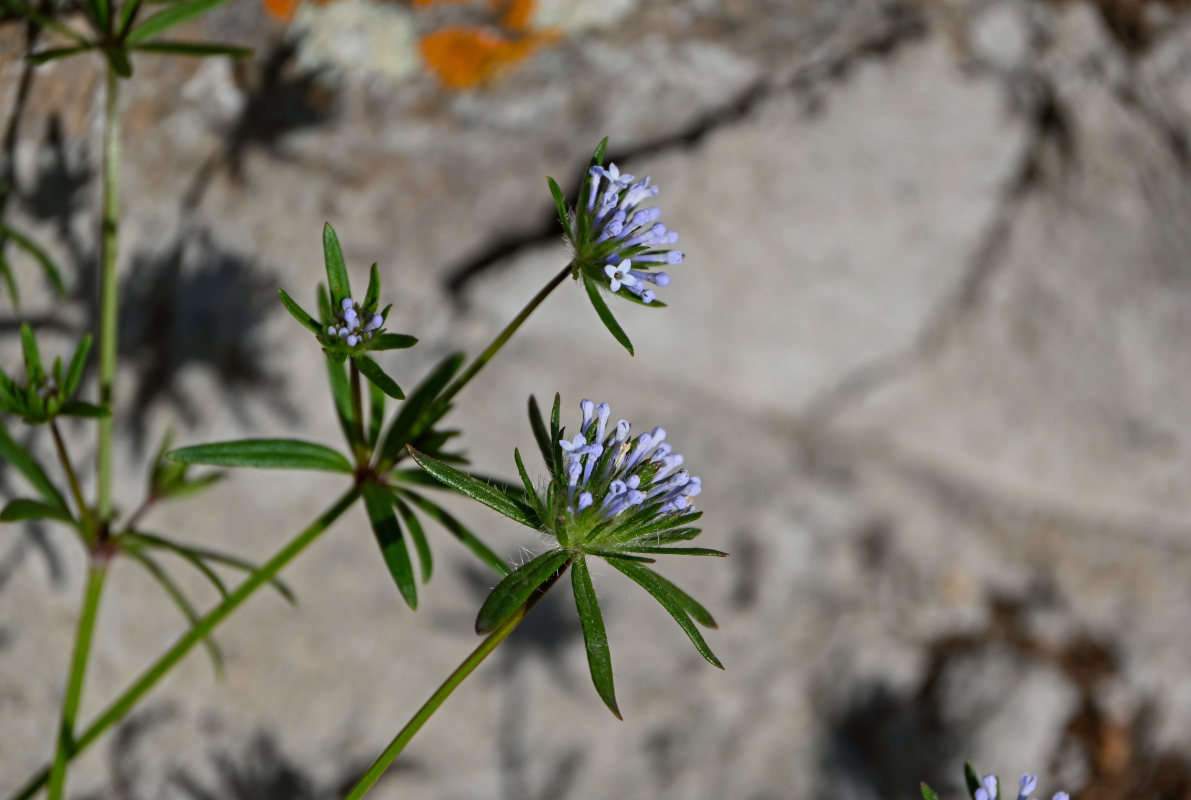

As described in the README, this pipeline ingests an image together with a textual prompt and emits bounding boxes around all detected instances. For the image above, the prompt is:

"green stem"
[7,487,361,800]
[343,563,568,799]
[46,561,107,800]
[96,64,119,522]
[350,359,365,462]
[50,419,92,534]
[438,262,572,408]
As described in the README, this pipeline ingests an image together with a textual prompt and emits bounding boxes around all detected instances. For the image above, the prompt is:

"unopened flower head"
[550,399,700,544]
[572,160,682,305]
[324,297,384,348]
[975,773,1068,800]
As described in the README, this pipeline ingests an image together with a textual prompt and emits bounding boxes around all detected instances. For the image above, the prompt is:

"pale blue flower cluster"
[976,774,1069,800]
[325,298,382,347]
[559,399,700,519]
[585,163,683,304]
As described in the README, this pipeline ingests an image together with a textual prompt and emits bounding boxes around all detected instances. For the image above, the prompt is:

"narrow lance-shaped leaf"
[320,222,351,304]
[168,439,353,473]
[19,323,41,380]
[0,422,69,515]
[325,356,355,449]
[572,556,620,718]
[64,335,92,397]
[0,498,74,525]
[921,784,942,800]
[131,41,252,57]
[528,395,554,473]
[407,447,536,528]
[58,401,110,418]
[512,449,542,518]
[117,0,142,34]
[2,0,90,43]
[0,250,18,306]
[279,288,321,334]
[104,46,133,77]
[476,549,570,634]
[363,263,379,311]
[392,495,432,583]
[125,548,224,675]
[355,355,404,400]
[606,560,722,668]
[368,377,385,449]
[125,531,294,603]
[399,489,507,577]
[546,177,570,239]
[126,0,232,43]
[964,763,983,800]
[583,274,633,355]
[376,351,463,464]
[25,45,95,65]
[369,333,418,351]
[621,545,727,558]
[85,0,109,32]
[361,483,417,609]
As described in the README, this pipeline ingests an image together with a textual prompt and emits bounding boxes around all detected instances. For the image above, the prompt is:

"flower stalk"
[96,62,120,522]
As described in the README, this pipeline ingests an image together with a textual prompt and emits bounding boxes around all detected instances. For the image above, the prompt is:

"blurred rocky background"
[3,0,1191,797]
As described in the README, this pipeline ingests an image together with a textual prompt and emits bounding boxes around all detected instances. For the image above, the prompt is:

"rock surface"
[3,1,1191,798]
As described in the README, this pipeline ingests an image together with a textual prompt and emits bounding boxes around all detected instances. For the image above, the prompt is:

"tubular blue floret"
[326,295,383,347]
[1018,775,1038,800]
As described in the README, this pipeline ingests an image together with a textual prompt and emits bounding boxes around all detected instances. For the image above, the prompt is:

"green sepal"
[64,335,91,397]
[368,333,418,351]
[475,549,570,634]
[167,438,354,473]
[0,422,69,515]
[320,222,351,305]
[363,263,380,312]
[376,352,464,465]
[279,288,321,334]
[391,494,432,583]
[362,482,417,609]
[407,447,536,528]
[355,355,404,399]
[26,45,95,65]
[921,784,942,800]
[582,274,633,355]
[572,556,620,719]
[58,401,109,418]
[0,498,74,524]
[606,560,722,666]
[126,0,232,43]
[546,177,570,239]
[131,41,252,58]
[19,323,42,382]
[398,489,507,577]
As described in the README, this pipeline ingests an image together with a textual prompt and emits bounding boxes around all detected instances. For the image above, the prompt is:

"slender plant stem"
[343,565,568,799]
[7,487,361,800]
[438,263,572,408]
[49,419,92,533]
[350,360,365,461]
[45,561,107,800]
[96,64,119,522]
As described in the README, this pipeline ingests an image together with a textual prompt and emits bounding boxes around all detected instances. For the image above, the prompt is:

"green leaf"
[126,0,232,43]
[0,370,25,414]
[392,495,432,583]
[126,548,224,675]
[325,356,355,448]
[921,783,942,800]
[86,0,109,31]
[117,0,142,34]
[355,355,404,400]
[64,335,91,397]
[369,333,418,351]
[368,377,384,449]
[0,422,69,515]
[964,762,983,800]
[167,438,353,473]
[320,222,351,304]
[606,560,722,667]
[399,490,507,577]
[512,449,541,517]
[613,511,702,544]
[126,532,227,597]
[58,401,110,418]
[362,483,417,609]
[0,497,74,524]
[590,136,608,168]
[19,323,42,381]
[527,395,554,474]
[105,46,133,77]
[377,352,464,465]
[407,447,536,528]
[0,250,18,306]
[1,0,90,44]
[161,472,223,500]
[546,177,570,238]
[126,530,294,603]
[131,41,252,57]
[571,556,620,718]
[26,45,95,64]
[317,282,333,323]
[620,546,727,558]
[279,288,321,334]
[363,262,380,311]
[475,549,570,634]
[583,274,633,356]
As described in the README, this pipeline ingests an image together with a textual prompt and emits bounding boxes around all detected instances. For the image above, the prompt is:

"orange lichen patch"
[419,24,550,89]
[491,0,534,31]
[264,0,340,21]
[411,0,472,6]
